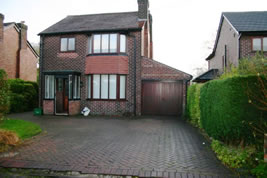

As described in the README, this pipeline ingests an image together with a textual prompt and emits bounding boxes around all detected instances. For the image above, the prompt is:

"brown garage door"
[142,81,184,116]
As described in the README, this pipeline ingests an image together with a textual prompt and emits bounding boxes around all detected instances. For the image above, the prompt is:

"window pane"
[109,75,117,99]
[263,38,267,51]
[68,38,75,50]
[69,75,72,99]
[102,34,109,53]
[87,76,91,99]
[110,34,117,53]
[93,75,100,99]
[93,35,101,53]
[120,75,126,99]
[60,38,67,51]
[73,76,77,99]
[49,76,54,98]
[253,38,261,51]
[77,76,80,99]
[101,75,108,99]
[88,36,92,54]
[120,34,126,53]
[45,75,49,98]
[48,75,55,99]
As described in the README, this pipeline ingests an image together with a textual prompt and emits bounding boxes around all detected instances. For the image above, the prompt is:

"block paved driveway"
[0,112,235,177]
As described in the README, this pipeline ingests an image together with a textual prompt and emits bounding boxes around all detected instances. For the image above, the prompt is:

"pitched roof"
[206,11,267,61]
[223,11,267,32]
[4,22,39,58]
[39,11,141,35]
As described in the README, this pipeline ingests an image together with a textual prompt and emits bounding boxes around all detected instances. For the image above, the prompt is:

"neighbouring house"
[38,0,192,116]
[0,14,39,82]
[193,11,267,83]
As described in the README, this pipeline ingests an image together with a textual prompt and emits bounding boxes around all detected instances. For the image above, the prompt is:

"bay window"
[88,33,126,54]
[45,75,55,99]
[87,74,126,100]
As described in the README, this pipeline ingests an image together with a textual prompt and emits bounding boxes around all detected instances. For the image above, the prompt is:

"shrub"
[186,84,202,127]
[251,160,267,178]
[211,140,256,169]
[0,70,9,118]
[0,129,19,146]
[220,53,267,79]
[200,75,266,146]
[8,79,38,113]
[212,140,266,177]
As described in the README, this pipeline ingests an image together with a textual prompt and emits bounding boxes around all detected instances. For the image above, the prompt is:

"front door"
[55,77,68,115]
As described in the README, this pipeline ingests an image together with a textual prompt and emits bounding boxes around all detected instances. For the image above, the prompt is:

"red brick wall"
[85,55,129,74]
[240,35,267,59]
[40,31,142,116]
[69,100,81,115]
[20,47,38,81]
[0,24,37,81]
[0,26,19,79]
[43,100,54,115]
[141,57,192,80]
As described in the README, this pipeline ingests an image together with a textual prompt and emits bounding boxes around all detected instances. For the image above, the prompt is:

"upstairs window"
[252,37,267,51]
[61,37,75,52]
[88,34,126,54]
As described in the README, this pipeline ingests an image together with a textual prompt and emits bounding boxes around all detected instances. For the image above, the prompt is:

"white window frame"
[45,75,55,99]
[60,37,75,52]
[87,74,126,100]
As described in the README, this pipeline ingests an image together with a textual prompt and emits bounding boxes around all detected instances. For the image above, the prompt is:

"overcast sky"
[1,0,267,76]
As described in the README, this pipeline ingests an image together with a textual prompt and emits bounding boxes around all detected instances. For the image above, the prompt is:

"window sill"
[59,50,76,53]
[87,53,128,57]
[69,99,81,101]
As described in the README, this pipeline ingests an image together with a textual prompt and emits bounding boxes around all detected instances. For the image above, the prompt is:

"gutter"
[38,28,142,36]
[16,28,21,78]
[39,36,44,107]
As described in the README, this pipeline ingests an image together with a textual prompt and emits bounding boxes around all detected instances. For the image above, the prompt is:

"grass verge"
[0,119,42,140]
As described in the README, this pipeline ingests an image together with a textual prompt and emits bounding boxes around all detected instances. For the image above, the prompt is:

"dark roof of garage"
[192,69,219,83]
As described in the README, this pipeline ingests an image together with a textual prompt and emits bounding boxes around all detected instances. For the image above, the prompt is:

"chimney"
[137,0,149,20]
[0,13,4,42]
[19,22,28,49]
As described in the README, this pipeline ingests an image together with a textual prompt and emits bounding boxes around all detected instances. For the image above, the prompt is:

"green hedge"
[8,79,38,113]
[186,84,202,127]
[0,70,9,118]
[200,75,266,145]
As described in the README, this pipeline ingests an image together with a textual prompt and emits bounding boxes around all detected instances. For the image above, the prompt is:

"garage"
[141,58,192,116]
[142,81,184,116]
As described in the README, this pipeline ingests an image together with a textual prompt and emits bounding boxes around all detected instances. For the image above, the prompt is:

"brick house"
[193,11,267,83]
[0,14,39,82]
[39,0,192,116]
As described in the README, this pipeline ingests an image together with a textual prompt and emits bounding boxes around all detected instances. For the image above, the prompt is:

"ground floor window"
[69,75,81,99]
[45,75,55,99]
[87,74,126,100]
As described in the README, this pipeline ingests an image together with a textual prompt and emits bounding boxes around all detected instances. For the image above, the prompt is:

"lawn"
[0,119,42,139]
